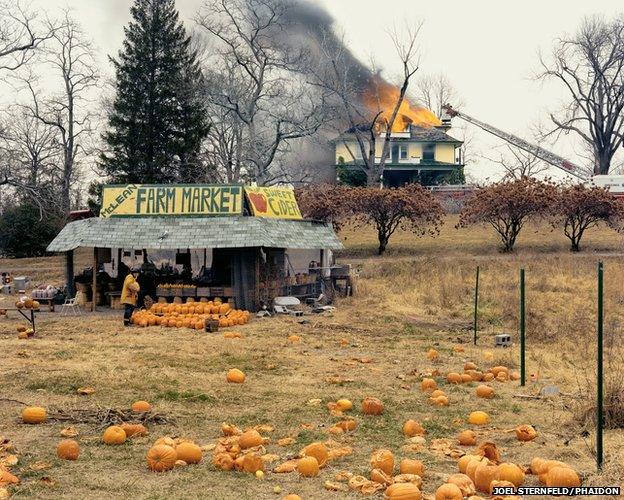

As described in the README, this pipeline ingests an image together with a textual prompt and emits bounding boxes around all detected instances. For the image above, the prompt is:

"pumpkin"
[297,456,319,477]
[426,348,439,360]
[460,373,473,383]
[226,368,246,383]
[283,495,302,500]
[446,372,462,384]
[467,411,489,425]
[431,389,446,398]
[482,373,495,382]
[16,325,26,333]
[0,470,19,485]
[212,452,235,470]
[403,419,426,437]
[545,466,580,487]
[176,442,202,464]
[22,406,47,424]
[384,482,422,499]
[421,378,437,391]
[496,371,508,382]
[467,370,484,381]
[509,371,520,381]
[475,385,495,399]
[154,436,176,448]
[120,423,148,438]
[57,439,80,460]
[17,331,28,339]
[336,399,353,411]
[474,463,499,492]
[15,300,23,309]
[336,419,357,431]
[146,444,177,472]
[242,452,264,473]
[400,459,424,476]
[515,424,537,441]
[362,397,384,415]
[103,425,127,445]
[458,454,480,473]
[537,461,571,483]
[301,442,328,467]
[489,479,515,494]
[457,430,477,446]
[446,473,476,496]
[371,468,394,485]
[464,362,478,371]
[430,395,449,406]
[239,429,263,449]
[497,463,524,487]
[435,483,463,500]
[131,400,151,412]
[465,457,489,481]
[370,449,394,475]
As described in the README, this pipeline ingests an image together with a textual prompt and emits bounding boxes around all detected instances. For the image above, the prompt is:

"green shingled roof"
[46,217,343,252]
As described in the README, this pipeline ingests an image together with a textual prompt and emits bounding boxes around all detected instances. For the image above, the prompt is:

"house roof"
[46,216,343,252]
[336,125,462,144]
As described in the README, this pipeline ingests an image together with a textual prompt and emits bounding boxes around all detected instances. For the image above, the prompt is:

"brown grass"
[1,217,623,498]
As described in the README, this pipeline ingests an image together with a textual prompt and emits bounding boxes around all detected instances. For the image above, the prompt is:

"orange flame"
[363,76,441,132]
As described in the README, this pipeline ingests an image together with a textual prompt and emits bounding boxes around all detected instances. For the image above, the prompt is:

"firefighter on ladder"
[121,267,141,326]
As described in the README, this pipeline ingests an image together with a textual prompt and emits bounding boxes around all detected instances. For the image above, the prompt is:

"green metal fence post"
[597,262,604,470]
[473,266,479,345]
[520,268,526,387]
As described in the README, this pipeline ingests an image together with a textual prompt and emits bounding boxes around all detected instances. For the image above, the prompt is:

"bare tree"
[21,13,98,215]
[0,1,56,73]
[313,24,422,187]
[484,144,550,180]
[197,0,328,185]
[539,15,624,175]
[415,72,462,117]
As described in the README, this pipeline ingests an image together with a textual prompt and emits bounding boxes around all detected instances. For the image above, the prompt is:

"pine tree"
[100,0,208,184]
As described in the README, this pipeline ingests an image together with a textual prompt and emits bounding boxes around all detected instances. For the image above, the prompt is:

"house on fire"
[332,112,464,187]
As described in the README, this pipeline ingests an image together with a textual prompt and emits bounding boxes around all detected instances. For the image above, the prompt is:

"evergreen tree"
[100,0,209,184]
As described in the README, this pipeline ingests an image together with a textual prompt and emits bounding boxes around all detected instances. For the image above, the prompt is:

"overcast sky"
[21,0,624,180]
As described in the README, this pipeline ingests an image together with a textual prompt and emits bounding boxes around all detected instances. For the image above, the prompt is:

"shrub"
[0,202,62,258]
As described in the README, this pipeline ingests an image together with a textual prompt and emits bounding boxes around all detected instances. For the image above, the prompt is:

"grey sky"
[21,0,624,180]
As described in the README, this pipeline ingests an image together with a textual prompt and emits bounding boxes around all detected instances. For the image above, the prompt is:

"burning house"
[333,88,464,187]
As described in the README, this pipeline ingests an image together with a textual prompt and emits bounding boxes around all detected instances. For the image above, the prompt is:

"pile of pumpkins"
[130,299,250,329]
[14,298,40,311]
[16,325,34,340]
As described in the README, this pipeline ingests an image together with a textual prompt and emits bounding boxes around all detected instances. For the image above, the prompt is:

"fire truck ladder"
[441,104,588,180]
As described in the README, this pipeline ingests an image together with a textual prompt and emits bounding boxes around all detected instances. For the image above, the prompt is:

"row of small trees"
[297,178,624,255]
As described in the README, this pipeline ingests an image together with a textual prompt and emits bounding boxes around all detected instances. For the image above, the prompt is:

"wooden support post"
[66,250,74,298]
[473,266,479,345]
[92,247,97,312]
[597,261,604,470]
[519,268,526,387]
[116,248,122,277]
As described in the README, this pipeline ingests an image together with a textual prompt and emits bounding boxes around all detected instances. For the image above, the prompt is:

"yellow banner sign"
[244,186,302,219]
[100,184,244,217]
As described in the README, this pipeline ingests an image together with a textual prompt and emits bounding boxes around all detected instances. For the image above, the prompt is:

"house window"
[399,145,408,160]
[423,144,435,161]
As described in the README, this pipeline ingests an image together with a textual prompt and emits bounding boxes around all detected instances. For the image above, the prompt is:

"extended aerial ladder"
[441,104,588,180]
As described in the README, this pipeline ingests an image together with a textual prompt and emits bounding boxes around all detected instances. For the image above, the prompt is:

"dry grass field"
[1,216,623,499]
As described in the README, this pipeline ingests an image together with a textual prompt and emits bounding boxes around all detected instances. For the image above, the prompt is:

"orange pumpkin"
[176,442,202,464]
[146,444,177,471]
[467,411,489,425]
[242,452,264,473]
[131,400,151,412]
[403,419,426,437]
[226,368,245,383]
[545,466,580,487]
[371,468,393,485]
[475,385,495,399]
[57,439,80,460]
[515,424,537,441]
[120,423,148,438]
[336,419,357,431]
[435,483,463,500]
[421,378,437,391]
[384,482,422,499]
[464,362,478,371]
[458,454,480,474]
[297,456,319,477]
[446,473,476,496]
[474,463,499,492]
[447,372,462,384]
[465,457,489,481]
[239,429,263,449]
[457,430,477,446]
[212,452,235,470]
[400,458,424,476]
[22,406,47,424]
[362,397,384,415]
[301,442,328,467]
[103,425,127,445]
[370,449,394,475]
[497,463,524,487]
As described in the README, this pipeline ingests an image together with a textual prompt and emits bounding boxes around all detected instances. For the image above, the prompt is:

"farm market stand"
[46,185,342,312]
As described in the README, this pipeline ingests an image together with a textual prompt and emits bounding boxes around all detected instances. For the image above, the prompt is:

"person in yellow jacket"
[121,267,141,326]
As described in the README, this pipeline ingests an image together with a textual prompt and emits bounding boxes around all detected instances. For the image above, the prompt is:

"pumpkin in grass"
[362,397,384,415]
[120,423,148,438]
[400,458,424,476]
[57,439,80,460]
[103,425,127,445]
[435,483,463,500]
[482,373,495,382]
[370,449,394,475]
[239,429,263,449]
[426,348,439,360]
[22,406,47,424]
[464,362,478,371]
[336,419,357,431]
[475,385,495,399]
[447,473,476,496]
[515,424,537,441]
[384,482,422,499]
[154,436,176,448]
[131,400,151,412]
[430,395,449,406]
[465,457,489,481]
[430,389,446,398]
[176,442,202,464]
[301,442,328,467]
[212,452,235,470]
[474,463,499,492]
[242,453,264,473]
[0,469,19,485]
[403,419,426,437]
[545,466,580,487]
[446,372,462,384]
[496,371,508,382]
[421,378,437,391]
[537,460,571,483]
[226,368,245,383]
[283,496,302,500]
[460,373,472,383]
[497,463,524,486]
[336,399,353,411]
[146,444,177,472]
[457,430,477,446]
[467,411,489,425]
[458,454,480,474]
[371,468,394,485]
[297,456,319,477]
